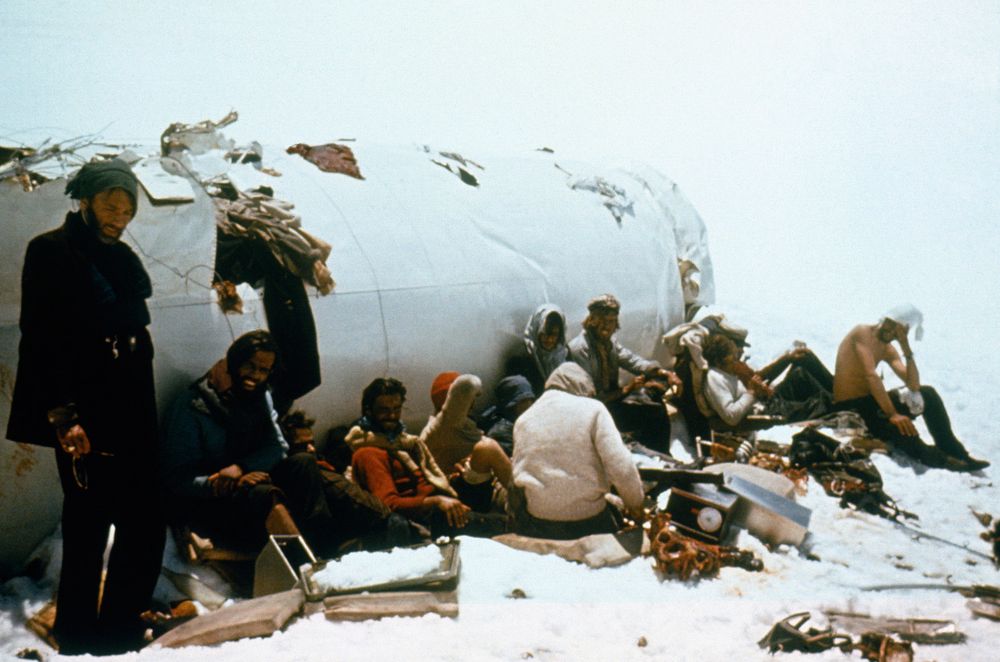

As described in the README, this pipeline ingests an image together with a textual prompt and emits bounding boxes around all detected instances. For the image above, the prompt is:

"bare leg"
[470,438,512,486]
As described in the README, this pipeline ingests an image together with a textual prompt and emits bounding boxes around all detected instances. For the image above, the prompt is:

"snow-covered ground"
[2,2,999,660]
[2,302,996,661]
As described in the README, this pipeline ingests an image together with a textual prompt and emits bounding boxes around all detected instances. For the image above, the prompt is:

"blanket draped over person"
[662,315,746,439]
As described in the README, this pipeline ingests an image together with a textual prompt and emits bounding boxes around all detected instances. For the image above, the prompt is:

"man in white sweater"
[701,334,830,429]
[511,362,644,539]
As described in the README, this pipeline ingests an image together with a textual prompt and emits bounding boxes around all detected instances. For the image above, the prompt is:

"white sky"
[2,0,999,343]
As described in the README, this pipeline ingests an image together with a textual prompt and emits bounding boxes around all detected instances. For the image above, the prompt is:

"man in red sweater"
[349,378,505,537]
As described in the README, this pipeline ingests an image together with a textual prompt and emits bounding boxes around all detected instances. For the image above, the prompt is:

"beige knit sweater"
[512,363,643,521]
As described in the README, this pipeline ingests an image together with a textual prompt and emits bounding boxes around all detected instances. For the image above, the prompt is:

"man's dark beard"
[373,420,399,434]
[82,207,100,232]
[227,367,268,403]
[82,207,117,244]
[80,208,99,234]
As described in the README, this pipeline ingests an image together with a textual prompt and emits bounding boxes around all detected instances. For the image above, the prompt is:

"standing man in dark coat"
[6,158,165,655]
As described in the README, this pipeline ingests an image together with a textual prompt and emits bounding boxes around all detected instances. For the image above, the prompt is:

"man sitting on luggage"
[349,377,506,537]
[568,294,681,453]
[832,305,989,472]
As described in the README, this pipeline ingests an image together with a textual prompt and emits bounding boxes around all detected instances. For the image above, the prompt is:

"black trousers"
[673,357,712,441]
[178,482,283,552]
[508,485,624,540]
[765,366,833,423]
[270,454,400,556]
[758,349,833,391]
[54,450,165,656]
[834,385,972,467]
[674,350,834,443]
[608,396,671,454]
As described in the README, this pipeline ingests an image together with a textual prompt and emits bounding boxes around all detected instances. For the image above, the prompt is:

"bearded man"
[7,158,165,655]
[568,294,682,454]
[832,305,989,472]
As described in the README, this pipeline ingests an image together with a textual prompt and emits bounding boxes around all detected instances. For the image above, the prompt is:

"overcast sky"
[2,0,998,344]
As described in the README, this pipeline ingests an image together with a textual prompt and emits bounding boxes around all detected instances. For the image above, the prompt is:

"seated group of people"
[673,305,989,473]
[159,294,684,557]
[159,296,991,569]
[160,333,513,558]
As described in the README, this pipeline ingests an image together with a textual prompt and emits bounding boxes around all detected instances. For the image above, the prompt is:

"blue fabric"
[160,381,286,499]
[496,375,535,413]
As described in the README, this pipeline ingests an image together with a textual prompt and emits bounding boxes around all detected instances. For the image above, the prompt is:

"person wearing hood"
[510,362,644,539]
[522,304,569,391]
[568,294,682,453]
[6,158,165,655]
[350,377,506,537]
[832,306,989,472]
[420,372,513,512]
[161,331,328,553]
[479,375,536,456]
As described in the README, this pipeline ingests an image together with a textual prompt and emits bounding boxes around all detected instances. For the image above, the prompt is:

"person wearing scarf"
[349,377,506,537]
[7,158,164,655]
[522,303,569,391]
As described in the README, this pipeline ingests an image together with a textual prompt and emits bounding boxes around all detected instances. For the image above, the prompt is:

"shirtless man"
[833,306,988,471]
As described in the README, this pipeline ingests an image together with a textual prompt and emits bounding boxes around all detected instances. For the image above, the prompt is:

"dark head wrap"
[65,158,139,206]
[479,375,535,428]
[494,375,535,415]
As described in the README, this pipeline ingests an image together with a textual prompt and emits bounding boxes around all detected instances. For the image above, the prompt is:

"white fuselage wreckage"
[0,132,713,575]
